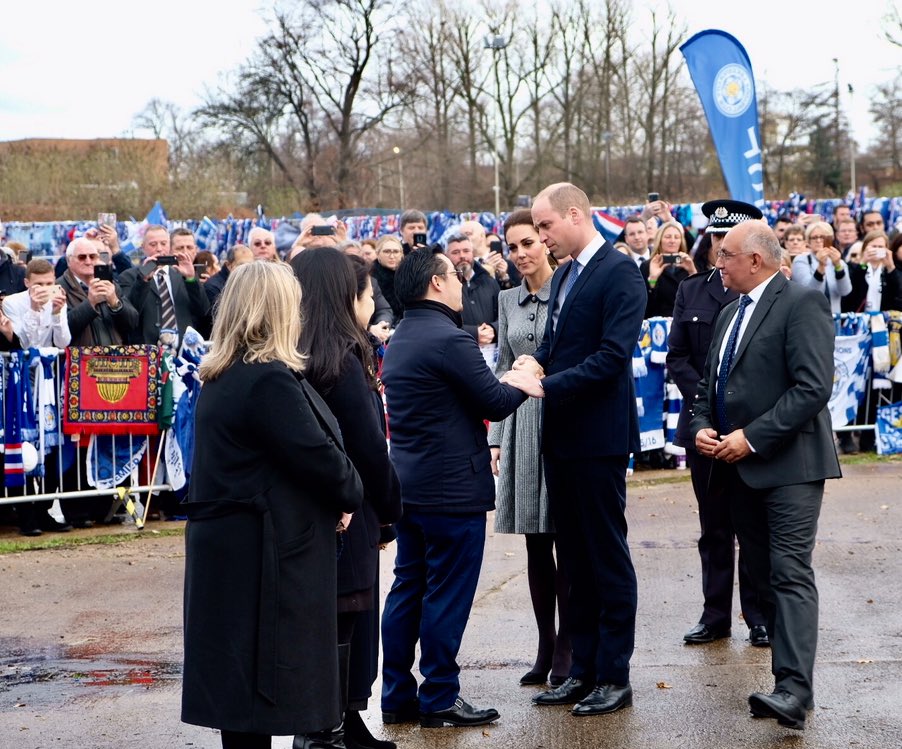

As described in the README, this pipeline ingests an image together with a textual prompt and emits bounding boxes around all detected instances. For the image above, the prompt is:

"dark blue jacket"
[381,304,526,513]
[534,241,646,459]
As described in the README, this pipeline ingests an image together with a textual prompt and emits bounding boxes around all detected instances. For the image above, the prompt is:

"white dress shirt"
[2,289,71,348]
[552,233,604,330]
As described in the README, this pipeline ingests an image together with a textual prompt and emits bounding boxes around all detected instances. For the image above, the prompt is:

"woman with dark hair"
[291,248,401,749]
[489,208,571,687]
[691,232,715,274]
[181,262,362,749]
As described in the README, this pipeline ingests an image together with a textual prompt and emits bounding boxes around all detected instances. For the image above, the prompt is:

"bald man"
[692,221,841,730]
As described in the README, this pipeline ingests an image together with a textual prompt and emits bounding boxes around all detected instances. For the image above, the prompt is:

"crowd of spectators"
[0,200,899,535]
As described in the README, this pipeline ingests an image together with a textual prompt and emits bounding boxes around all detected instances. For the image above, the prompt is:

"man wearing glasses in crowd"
[379,248,526,729]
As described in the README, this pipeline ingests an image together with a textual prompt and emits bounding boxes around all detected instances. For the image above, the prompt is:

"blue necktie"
[563,261,580,299]
[716,295,752,433]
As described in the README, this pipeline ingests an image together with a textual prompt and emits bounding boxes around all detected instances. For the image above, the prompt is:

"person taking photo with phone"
[640,221,695,318]
[57,236,139,346]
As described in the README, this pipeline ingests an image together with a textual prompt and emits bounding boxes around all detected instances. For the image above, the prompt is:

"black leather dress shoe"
[382,701,419,724]
[748,625,770,647]
[532,677,593,705]
[683,623,730,644]
[571,683,633,716]
[519,669,549,686]
[19,527,42,537]
[419,697,499,728]
[748,690,807,730]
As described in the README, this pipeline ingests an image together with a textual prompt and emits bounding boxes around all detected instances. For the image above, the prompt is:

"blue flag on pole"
[680,30,764,207]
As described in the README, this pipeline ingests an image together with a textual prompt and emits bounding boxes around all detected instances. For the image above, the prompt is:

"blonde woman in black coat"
[181,262,363,749]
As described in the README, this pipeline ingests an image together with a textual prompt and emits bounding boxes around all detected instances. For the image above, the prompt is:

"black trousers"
[713,461,823,704]
[687,449,765,629]
[544,454,636,686]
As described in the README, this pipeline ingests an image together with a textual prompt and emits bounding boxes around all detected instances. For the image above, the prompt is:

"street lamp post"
[484,33,509,217]
[393,146,405,208]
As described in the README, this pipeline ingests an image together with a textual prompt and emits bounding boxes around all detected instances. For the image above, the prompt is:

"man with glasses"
[692,221,840,730]
[379,248,525,729]
[666,199,769,650]
[118,224,211,349]
[58,236,138,345]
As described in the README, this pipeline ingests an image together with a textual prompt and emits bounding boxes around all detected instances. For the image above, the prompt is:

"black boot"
[293,644,351,749]
[344,710,396,749]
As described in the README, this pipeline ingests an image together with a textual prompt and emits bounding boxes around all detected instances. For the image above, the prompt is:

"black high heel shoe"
[519,668,550,686]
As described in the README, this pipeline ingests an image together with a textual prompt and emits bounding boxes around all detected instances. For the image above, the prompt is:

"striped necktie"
[156,269,178,342]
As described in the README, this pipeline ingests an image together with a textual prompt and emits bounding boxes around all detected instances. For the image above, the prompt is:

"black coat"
[316,352,401,599]
[640,259,690,318]
[840,264,902,313]
[461,262,501,339]
[666,269,738,447]
[370,261,402,325]
[181,360,362,735]
[381,303,526,513]
[118,265,212,343]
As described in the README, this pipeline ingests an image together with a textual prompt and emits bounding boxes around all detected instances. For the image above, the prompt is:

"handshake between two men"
[501,355,546,398]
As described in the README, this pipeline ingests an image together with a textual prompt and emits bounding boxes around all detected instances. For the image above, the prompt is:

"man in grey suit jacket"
[692,221,841,730]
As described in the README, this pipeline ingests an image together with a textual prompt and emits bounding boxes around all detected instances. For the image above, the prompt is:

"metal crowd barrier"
[0,350,172,528]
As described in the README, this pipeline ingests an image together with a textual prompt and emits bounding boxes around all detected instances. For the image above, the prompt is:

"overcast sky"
[1,0,898,148]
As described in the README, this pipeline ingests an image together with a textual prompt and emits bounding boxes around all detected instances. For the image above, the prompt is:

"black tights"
[525,533,571,678]
[220,730,270,749]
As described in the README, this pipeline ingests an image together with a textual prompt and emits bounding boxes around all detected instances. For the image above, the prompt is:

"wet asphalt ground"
[1,459,900,748]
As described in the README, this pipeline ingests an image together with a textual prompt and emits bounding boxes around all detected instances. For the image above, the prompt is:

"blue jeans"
[380,510,486,713]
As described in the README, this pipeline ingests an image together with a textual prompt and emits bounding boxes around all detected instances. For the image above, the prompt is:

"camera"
[193,264,207,278]
[647,192,660,203]
[311,225,336,236]
[97,212,117,228]
[662,254,680,264]
[156,255,178,266]
[413,232,428,247]
[489,240,504,255]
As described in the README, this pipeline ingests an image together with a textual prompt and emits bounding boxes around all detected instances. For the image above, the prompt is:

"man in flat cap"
[666,199,769,649]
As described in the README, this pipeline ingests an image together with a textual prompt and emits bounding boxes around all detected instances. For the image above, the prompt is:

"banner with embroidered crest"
[63,345,162,435]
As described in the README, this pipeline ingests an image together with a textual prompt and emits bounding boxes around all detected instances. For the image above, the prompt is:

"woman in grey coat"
[488,209,571,687]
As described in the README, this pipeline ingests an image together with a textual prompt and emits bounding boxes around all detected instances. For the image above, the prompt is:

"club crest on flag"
[713,64,754,117]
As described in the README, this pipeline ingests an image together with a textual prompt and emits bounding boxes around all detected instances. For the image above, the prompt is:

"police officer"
[666,200,769,647]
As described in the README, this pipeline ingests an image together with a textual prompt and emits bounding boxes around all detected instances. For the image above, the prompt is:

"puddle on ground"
[1,638,180,693]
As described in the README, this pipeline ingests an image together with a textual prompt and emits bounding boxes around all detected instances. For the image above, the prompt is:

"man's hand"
[490,447,500,476]
[0,310,14,342]
[695,427,721,457]
[369,321,391,343]
[477,323,495,345]
[711,429,751,463]
[50,285,67,315]
[29,285,53,311]
[512,355,544,377]
[174,252,195,278]
[88,279,119,308]
[337,512,353,532]
[98,224,121,254]
[501,368,544,398]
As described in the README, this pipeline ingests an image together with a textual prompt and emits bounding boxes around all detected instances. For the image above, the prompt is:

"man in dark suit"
[502,182,646,717]
[118,225,211,348]
[379,248,526,729]
[692,221,841,730]
[667,200,768,648]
